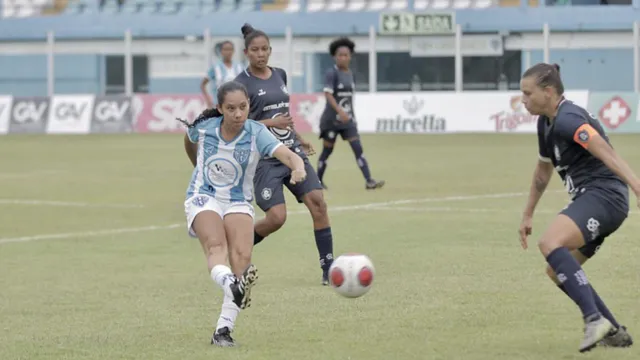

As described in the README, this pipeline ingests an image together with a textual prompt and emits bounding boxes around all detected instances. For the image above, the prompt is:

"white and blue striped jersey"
[186,117,282,203]
[208,61,245,89]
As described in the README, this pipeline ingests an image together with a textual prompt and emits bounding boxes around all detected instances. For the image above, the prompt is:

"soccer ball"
[328,253,375,298]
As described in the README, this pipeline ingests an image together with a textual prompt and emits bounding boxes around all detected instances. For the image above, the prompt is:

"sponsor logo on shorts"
[192,196,210,207]
[261,188,272,200]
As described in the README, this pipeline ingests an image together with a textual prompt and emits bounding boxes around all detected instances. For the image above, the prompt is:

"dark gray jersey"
[537,99,626,199]
[235,67,304,161]
[320,66,355,130]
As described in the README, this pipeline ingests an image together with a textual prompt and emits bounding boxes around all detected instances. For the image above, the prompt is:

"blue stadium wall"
[0,5,638,95]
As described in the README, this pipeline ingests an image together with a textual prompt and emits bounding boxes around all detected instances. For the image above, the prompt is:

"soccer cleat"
[211,327,235,347]
[599,325,633,348]
[322,268,330,286]
[366,179,385,190]
[580,315,613,353]
[229,264,258,310]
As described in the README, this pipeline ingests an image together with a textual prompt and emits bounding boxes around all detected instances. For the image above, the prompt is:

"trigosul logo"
[376,96,446,133]
[490,95,537,131]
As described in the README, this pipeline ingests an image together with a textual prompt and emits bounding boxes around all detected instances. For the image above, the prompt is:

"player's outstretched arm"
[578,127,640,198]
[519,160,553,249]
[523,160,554,218]
[183,133,198,167]
[272,145,307,184]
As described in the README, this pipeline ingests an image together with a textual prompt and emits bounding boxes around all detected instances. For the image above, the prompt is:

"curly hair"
[176,81,249,128]
[329,37,355,56]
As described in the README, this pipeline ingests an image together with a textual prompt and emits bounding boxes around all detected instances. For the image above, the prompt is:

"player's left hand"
[300,141,316,156]
[518,215,533,250]
[290,169,307,184]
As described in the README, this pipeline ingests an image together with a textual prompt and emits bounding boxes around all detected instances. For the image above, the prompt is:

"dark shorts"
[561,187,629,258]
[319,123,359,142]
[254,158,323,212]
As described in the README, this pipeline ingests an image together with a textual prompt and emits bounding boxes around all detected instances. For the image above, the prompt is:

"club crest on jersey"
[261,188,272,200]
[233,148,251,164]
[192,196,209,207]
[280,85,289,95]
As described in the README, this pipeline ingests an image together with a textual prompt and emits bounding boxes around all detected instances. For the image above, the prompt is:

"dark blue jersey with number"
[537,99,625,199]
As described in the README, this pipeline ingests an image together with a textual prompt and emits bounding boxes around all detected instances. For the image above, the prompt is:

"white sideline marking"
[0,170,66,179]
[287,191,539,215]
[368,206,556,214]
[0,224,182,245]
[0,190,534,245]
[0,199,145,209]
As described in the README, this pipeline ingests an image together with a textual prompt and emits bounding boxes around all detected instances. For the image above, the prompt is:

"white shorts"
[184,194,255,238]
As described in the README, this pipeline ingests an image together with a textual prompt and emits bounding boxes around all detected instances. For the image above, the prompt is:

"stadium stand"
[2,0,522,17]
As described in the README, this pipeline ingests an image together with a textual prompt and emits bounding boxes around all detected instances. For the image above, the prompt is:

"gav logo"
[12,99,48,123]
[95,98,131,122]
[376,96,446,133]
[55,101,89,121]
[490,95,537,132]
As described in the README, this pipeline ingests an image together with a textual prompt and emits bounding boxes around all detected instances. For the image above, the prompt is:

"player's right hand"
[273,113,294,129]
[518,216,533,250]
[290,169,307,185]
[338,111,350,123]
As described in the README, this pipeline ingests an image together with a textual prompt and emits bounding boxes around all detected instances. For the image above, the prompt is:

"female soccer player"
[234,23,335,285]
[200,40,245,108]
[518,63,638,352]
[179,81,307,347]
[316,37,384,190]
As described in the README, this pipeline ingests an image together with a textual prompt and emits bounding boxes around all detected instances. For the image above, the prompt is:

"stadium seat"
[346,0,366,10]
[327,0,347,10]
[260,0,289,10]
[237,0,258,11]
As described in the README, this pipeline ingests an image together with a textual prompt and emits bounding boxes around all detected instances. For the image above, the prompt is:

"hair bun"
[552,63,560,72]
[241,23,254,38]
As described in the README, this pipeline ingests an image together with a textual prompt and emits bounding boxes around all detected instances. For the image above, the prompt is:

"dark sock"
[314,227,334,270]
[349,139,372,182]
[317,146,334,182]
[254,231,265,246]
[546,247,599,320]
[558,284,620,329]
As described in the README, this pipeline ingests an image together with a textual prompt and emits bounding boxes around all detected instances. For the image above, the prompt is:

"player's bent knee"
[266,206,287,229]
[307,191,328,218]
[346,136,359,142]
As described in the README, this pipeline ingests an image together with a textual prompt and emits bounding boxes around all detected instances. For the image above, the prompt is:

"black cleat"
[211,327,235,347]
[366,179,385,190]
[229,264,258,309]
[600,325,633,348]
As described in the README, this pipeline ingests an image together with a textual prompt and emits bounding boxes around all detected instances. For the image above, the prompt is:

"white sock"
[216,297,240,332]
[210,265,233,291]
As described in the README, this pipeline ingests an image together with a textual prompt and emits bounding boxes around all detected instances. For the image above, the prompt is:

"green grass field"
[1,133,640,360]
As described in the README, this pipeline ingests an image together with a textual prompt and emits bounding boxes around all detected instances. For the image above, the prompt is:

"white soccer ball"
[328,253,375,298]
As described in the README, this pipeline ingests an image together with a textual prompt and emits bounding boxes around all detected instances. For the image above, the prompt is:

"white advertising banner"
[47,95,94,134]
[353,91,590,134]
